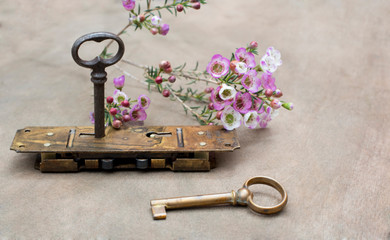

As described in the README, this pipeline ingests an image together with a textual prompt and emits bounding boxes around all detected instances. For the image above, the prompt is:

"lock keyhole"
[146,132,172,138]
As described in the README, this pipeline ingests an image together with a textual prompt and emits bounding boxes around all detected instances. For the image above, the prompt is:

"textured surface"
[1,0,390,239]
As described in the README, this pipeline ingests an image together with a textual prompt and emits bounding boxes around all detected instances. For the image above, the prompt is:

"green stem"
[102,22,132,55]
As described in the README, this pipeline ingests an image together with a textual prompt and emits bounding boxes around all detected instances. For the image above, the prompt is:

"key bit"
[150,176,288,220]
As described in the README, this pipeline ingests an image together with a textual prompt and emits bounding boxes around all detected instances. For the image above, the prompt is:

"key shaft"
[151,191,238,220]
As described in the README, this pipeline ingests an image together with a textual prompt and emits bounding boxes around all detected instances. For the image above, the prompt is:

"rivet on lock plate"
[9,32,240,173]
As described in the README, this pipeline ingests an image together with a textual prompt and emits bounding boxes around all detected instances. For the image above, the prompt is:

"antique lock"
[10,32,240,172]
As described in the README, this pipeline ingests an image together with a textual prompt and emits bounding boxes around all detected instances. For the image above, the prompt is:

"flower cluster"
[140,42,292,130]
[103,1,293,131]
[89,75,151,129]
[120,0,206,37]
[205,42,293,130]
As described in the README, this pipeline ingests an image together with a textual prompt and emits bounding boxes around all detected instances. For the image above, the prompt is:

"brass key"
[150,176,288,220]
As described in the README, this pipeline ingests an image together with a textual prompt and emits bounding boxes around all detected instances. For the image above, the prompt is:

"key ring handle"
[71,32,124,71]
[243,176,288,214]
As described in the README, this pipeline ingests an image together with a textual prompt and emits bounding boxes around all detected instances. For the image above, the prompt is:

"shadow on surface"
[9,153,37,174]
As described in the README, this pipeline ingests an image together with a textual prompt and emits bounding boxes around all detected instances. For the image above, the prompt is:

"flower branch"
[90,1,294,131]
[165,84,209,125]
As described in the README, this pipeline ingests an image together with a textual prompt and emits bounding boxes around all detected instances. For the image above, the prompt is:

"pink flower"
[150,28,158,35]
[249,41,258,49]
[129,104,147,121]
[112,119,122,129]
[113,91,128,104]
[266,47,282,66]
[242,70,261,93]
[244,111,259,129]
[89,112,95,124]
[258,106,272,128]
[159,24,170,36]
[206,54,230,78]
[221,107,242,130]
[235,62,248,75]
[210,86,233,111]
[235,48,256,68]
[219,83,236,101]
[113,75,125,90]
[233,92,252,114]
[151,16,161,27]
[122,0,135,11]
[261,73,277,91]
[260,55,277,73]
[138,95,151,109]
[260,47,282,73]
[270,99,282,109]
[122,109,129,115]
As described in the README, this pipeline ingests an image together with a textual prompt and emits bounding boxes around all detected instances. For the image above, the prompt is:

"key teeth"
[151,205,167,220]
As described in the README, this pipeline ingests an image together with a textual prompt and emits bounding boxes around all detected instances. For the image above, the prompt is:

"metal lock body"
[11,125,239,172]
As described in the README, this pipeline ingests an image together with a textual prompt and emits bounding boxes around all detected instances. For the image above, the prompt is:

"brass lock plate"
[10,125,240,172]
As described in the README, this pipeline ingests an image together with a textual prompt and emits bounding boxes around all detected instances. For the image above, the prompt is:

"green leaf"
[157,83,162,93]
[166,7,173,14]
[258,101,264,112]
[101,47,107,57]
[174,64,183,70]
[207,113,213,121]
[178,62,186,71]
[200,105,207,114]
[145,79,155,84]
[193,61,199,71]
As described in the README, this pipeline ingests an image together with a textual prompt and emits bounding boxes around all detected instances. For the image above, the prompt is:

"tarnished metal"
[176,128,184,147]
[10,125,240,172]
[71,32,125,138]
[150,176,288,219]
[151,158,166,168]
[85,159,99,169]
[136,158,148,169]
[101,159,114,170]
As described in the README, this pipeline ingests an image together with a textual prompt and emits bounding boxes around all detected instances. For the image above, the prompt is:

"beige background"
[1,0,390,239]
